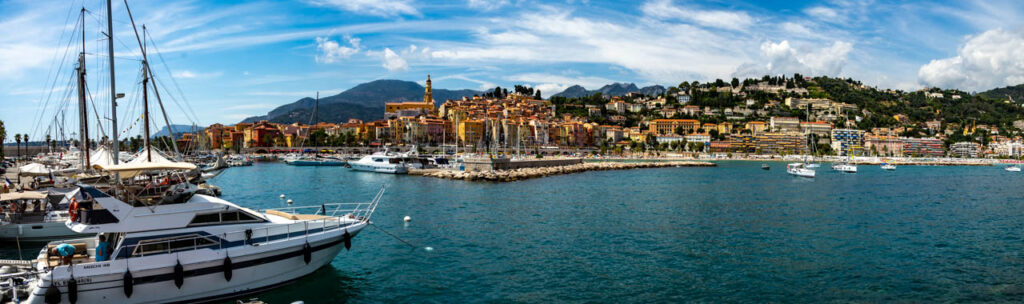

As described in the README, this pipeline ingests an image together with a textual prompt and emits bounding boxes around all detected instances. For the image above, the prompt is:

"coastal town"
[102,75,1022,160]
[5,0,1024,302]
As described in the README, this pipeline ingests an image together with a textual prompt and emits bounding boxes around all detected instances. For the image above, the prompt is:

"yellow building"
[649,119,699,135]
[385,75,436,117]
[458,120,484,145]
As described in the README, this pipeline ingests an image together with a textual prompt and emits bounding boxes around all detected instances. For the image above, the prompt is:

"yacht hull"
[25,223,364,304]
[349,163,408,174]
[0,222,80,241]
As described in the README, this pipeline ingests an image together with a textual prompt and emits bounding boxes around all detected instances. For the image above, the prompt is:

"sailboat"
[16,2,382,303]
[832,155,858,173]
[285,92,347,167]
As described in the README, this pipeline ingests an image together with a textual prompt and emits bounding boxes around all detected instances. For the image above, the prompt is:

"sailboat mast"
[142,38,152,162]
[107,0,119,167]
[77,8,91,169]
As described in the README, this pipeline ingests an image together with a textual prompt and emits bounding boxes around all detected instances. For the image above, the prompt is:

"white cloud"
[315,36,361,64]
[918,28,1024,91]
[733,40,853,78]
[640,0,754,31]
[805,6,838,20]
[504,73,616,97]
[172,70,223,79]
[304,0,418,17]
[428,9,748,83]
[382,48,409,71]
[467,0,510,11]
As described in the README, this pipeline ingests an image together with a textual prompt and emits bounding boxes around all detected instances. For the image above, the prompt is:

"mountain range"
[240,80,480,124]
[551,83,666,98]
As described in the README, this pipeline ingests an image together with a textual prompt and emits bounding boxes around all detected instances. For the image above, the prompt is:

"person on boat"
[95,235,110,262]
[51,243,76,265]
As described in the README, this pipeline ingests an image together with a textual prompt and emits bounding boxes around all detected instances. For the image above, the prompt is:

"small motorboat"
[1006,165,1021,172]
[880,163,896,171]
[761,164,770,170]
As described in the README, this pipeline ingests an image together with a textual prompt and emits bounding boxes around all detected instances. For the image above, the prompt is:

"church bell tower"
[424,75,433,104]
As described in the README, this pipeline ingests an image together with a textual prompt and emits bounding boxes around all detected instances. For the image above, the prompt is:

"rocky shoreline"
[414,161,716,182]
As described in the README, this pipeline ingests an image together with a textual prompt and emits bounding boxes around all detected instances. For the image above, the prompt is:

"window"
[189,211,264,226]
[191,213,220,225]
[133,234,217,256]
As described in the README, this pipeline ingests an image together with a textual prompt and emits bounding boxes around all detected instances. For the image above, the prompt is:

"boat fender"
[174,261,184,289]
[123,270,134,298]
[223,256,232,281]
[245,229,253,245]
[303,243,311,264]
[321,204,326,215]
[68,277,78,304]
[43,284,60,304]
[343,230,351,250]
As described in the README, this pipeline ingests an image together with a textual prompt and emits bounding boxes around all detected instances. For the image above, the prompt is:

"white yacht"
[0,191,80,241]
[881,163,897,171]
[787,163,815,178]
[1006,165,1021,172]
[349,151,410,174]
[832,163,858,173]
[22,176,382,303]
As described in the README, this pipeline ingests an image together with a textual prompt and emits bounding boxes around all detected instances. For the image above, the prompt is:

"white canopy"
[18,163,56,176]
[128,146,175,164]
[0,191,48,201]
[97,162,197,178]
[88,146,117,169]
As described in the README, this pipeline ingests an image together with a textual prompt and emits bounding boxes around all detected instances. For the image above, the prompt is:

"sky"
[1,0,1024,141]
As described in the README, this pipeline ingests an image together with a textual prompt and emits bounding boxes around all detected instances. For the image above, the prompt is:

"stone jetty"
[415,161,715,182]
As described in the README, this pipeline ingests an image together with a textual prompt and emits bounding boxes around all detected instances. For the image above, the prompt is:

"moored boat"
[787,163,815,178]
[349,151,409,174]
[21,174,383,304]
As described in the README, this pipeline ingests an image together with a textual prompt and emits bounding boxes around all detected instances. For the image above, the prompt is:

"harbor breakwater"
[415,161,715,182]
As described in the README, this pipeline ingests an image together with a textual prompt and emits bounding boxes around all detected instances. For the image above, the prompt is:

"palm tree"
[0,120,6,159]
[14,134,22,157]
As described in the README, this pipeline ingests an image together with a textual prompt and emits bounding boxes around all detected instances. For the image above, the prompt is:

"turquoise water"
[6,162,1024,302]
[202,162,1024,303]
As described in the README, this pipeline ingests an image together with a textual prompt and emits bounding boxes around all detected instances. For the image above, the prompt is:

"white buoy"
[287,199,293,204]
[424,247,434,251]
[280,194,286,198]
[403,215,412,222]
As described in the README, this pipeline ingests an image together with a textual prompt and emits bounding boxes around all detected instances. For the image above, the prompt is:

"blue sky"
[2,0,1024,140]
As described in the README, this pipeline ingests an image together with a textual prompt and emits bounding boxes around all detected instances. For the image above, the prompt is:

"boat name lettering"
[52,277,92,286]
[83,263,110,269]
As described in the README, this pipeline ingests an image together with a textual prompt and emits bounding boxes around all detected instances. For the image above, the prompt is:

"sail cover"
[18,163,56,176]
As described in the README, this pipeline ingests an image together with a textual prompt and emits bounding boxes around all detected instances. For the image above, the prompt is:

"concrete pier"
[462,158,584,172]
[420,161,715,182]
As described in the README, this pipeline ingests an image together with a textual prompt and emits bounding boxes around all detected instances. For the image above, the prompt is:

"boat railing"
[117,215,356,258]
[261,186,384,221]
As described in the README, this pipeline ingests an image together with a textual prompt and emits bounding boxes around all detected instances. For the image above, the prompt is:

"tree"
[534,90,542,100]
[731,78,740,88]
[14,134,21,157]
[45,134,52,151]
[23,134,29,156]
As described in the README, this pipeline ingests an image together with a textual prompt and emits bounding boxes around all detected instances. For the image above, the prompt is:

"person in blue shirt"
[50,243,76,265]
[95,235,111,262]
